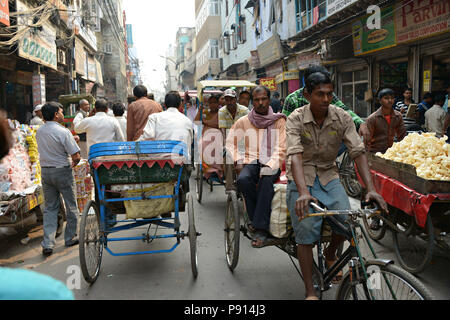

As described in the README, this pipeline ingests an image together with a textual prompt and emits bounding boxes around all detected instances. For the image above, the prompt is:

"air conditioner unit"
[57,49,66,65]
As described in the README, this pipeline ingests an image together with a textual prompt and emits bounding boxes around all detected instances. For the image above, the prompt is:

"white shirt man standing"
[112,102,127,139]
[73,99,125,155]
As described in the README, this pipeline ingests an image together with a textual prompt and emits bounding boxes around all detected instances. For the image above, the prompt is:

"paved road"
[1,176,449,300]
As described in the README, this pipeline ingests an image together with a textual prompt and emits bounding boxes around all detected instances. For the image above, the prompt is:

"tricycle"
[78,140,200,283]
[194,80,257,203]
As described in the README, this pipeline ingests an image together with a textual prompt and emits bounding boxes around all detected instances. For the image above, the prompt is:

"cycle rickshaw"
[194,80,257,203]
[223,163,433,299]
[78,140,199,283]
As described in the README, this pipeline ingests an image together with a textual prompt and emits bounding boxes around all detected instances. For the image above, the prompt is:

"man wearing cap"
[75,99,90,158]
[30,105,45,126]
[219,89,250,192]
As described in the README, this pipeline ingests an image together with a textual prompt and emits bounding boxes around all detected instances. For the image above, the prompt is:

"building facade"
[195,0,221,82]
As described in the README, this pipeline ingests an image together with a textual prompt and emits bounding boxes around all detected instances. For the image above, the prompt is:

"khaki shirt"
[286,104,365,187]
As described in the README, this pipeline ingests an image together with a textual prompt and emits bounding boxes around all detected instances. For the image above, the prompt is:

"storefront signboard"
[297,51,322,70]
[75,38,86,76]
[423,70,431,92]
[395,0,450,44]
[265,62,284,78]
[95,59,104,86]
[327,0,358,18]
[275,73,284,84]
[276,70,300,84]
[0,0,9,26]
[17,1,57,70]
[87,55,97,82]
[32,74,46,106]
[259,77,277,91]
[352,5,397,56]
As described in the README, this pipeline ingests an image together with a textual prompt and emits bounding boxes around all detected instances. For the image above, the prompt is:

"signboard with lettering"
[352,6,397,56]
[17,0,57,70]
[395,0,450,44]
[259,77,277,91]
[0,0,9,26]
[32,74,46,106]
[75,37,86,76]
[327,0,358,17]
[297,51,322,70]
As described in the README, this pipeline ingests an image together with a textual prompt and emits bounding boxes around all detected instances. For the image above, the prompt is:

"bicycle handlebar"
[298,202,381,222]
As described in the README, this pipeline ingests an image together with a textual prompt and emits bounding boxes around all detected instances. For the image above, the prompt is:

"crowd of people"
[1,63,448,300]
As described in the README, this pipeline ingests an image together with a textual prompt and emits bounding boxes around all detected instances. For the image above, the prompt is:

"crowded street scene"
[1,0,450,307]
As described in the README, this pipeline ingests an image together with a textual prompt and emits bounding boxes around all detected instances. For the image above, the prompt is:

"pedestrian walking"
[36,102,81,257]
[73,99,125,154]
[127,85,163,141]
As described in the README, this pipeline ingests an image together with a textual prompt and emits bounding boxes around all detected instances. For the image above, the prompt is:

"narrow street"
[1,176,449,300]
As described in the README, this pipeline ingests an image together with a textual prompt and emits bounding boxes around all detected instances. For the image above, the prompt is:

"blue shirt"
[0,268,74,300]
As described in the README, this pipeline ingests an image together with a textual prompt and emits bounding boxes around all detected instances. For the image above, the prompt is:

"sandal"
[251,231,283,248]
[305,296,319,300]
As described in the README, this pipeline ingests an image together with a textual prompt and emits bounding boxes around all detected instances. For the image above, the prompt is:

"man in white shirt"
[30,104,45,126]
[425,94,447,137]
[73,99,125,154]
[112,102,127,139]
[139,91,193,161]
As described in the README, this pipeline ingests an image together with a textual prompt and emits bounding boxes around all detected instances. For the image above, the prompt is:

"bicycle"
[294,202,434,300]
[337,150,362,198]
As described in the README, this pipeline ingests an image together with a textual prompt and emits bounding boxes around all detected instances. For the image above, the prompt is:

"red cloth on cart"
[358,170,437,228]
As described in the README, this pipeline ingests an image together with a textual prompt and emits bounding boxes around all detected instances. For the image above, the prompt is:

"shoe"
[42,248,53,256]
[65,237,79,247]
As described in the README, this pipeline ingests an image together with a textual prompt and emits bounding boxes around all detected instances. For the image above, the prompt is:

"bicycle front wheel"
[336,262,434,300]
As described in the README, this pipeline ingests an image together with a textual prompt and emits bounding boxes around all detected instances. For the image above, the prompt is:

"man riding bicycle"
[286,72,388,300]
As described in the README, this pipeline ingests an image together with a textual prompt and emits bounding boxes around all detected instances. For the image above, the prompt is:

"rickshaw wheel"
[195,164,203,203]
[79,200,103,284]
[224,191,240,271]
[393,212,434,274]
[187,193,198,278]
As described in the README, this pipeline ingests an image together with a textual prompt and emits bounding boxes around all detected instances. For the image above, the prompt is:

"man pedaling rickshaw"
[285,72,388,300]
[226,85,286,248]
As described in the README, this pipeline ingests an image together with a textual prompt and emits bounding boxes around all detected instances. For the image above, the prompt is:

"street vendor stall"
[358,133,450,274]
[0,121,44,231]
